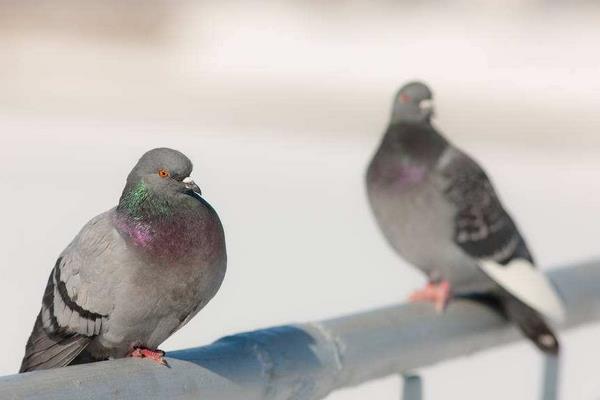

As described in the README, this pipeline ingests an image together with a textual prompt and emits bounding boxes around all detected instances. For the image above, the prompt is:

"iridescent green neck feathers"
[117,181,173,220]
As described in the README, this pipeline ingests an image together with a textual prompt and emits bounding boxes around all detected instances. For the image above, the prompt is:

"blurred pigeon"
[20,148,226,372]
[366,82,565,353]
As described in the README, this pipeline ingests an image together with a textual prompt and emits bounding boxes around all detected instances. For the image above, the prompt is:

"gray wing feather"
[20,213,116,372]
[20,266,96,372]
[437,148,533,265]
[435,148,564,347]
[20,314,91,372]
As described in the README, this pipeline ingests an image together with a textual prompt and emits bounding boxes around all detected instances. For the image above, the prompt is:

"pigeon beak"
[183,177,202,196]
[418,99,435,116]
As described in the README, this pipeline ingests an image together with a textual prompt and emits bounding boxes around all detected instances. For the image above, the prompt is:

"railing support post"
[541,354,560,400]
[402,374,422,400]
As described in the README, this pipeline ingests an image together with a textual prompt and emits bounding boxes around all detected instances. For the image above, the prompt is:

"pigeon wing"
[436,148,565,323]
[20,215,114,372]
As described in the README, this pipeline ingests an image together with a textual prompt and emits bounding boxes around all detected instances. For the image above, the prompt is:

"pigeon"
[20,148,227,372]
[366,81,565,353]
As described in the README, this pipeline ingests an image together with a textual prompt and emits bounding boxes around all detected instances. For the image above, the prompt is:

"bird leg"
[128,346,168,366]
[409,280,451,312]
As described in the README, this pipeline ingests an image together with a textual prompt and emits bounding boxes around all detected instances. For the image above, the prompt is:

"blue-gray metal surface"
[402,375,422,400]
[2,260,599,400]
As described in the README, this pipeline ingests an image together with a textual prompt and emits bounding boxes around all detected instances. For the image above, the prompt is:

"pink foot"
[409,281,452,312]
[128,347,168,366]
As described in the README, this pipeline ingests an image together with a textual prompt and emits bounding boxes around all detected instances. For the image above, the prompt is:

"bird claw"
[128,347,169,367]
[409,281,452,312]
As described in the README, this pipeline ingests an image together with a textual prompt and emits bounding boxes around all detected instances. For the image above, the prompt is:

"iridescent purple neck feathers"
[115,180,208,261]
[368,162,427,190]
[114,208,217,262]
[367,122,448,191]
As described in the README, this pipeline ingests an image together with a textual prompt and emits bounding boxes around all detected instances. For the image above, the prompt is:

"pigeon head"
[391,81,434,124]
[118,148,202,218]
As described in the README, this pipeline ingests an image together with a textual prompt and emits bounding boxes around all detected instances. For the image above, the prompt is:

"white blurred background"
[1,1,600,399]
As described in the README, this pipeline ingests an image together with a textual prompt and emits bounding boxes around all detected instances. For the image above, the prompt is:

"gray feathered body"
[367,157,493,294]
[366,121,559,353]
[367,122,495,294]
[21,156,227,372]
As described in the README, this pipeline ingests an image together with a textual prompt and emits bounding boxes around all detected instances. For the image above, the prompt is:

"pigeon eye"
[158,169,170,178]
[400,94,411,103]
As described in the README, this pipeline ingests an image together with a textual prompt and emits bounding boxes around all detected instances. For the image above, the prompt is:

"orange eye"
[400,94,411,103]
[158,169,170,178]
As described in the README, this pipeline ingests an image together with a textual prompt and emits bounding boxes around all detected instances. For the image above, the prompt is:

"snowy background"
[1,1,600,399]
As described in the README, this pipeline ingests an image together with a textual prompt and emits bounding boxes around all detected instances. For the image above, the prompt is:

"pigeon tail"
[502,293,560,355]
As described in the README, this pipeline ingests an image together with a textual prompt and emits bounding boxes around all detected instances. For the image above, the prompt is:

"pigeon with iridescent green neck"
[366,81,565,354]
[20,148,226,372]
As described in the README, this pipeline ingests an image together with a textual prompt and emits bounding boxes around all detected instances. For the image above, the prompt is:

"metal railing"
[2,259,599,400]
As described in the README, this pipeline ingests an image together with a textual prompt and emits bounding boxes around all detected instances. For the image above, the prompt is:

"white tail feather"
[479,259,566,324]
